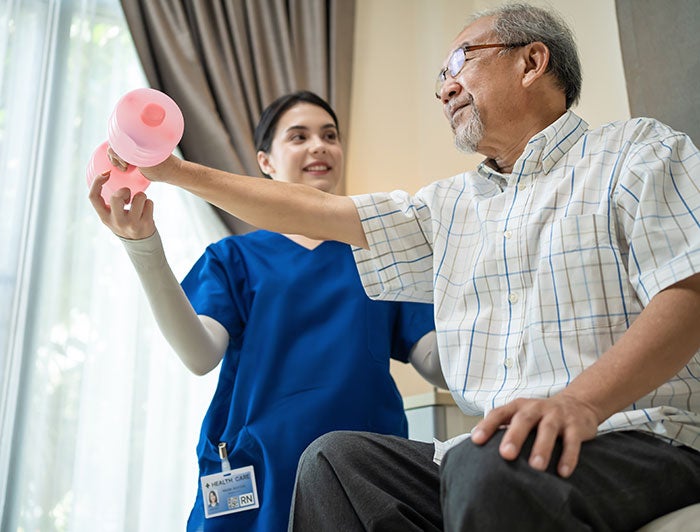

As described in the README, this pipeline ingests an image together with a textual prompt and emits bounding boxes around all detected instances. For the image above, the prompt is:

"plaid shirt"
[351,110,700,451]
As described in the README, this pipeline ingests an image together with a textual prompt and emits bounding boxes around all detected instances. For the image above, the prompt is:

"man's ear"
[521,41,550,88]
[257,150,274,176]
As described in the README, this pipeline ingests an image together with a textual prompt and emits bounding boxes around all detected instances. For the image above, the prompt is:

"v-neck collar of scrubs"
[279,233,331,252]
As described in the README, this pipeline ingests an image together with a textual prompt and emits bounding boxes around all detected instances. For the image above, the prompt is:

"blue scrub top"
[182,231,434,532]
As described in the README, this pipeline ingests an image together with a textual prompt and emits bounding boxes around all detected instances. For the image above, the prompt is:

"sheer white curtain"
[0,0,227,530]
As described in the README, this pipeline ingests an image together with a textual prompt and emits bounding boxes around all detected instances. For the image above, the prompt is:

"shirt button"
[508,292,519,303]
[518,183,528,191]
[503,230,513,239]
[504,358,514,368]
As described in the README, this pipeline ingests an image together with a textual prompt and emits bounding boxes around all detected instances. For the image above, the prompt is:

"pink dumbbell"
[86,88,184,203]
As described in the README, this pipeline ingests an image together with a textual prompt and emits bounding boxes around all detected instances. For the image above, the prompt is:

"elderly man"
[99,3,700,530]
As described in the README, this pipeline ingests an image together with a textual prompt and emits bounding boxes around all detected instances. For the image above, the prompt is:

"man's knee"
[441,430,511,495]
[297,430,369,481]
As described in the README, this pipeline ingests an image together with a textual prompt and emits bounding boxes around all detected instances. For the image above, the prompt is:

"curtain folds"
[119,0,357,233]
[0,1,227,529]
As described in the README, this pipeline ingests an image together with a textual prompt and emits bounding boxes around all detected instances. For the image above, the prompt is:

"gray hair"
[471,3,582,109]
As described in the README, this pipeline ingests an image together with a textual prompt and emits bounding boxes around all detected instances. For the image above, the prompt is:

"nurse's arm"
[89,171,227,375]
[120,230,228,376]
[409,331,448,389]
[139,155,369,250]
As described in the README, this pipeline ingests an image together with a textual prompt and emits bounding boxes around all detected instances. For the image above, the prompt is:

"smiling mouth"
[304,164,331,172]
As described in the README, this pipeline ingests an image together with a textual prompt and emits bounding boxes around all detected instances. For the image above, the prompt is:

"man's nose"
[439,76,462,104]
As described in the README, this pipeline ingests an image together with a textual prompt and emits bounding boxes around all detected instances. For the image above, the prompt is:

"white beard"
[453,103,484,154]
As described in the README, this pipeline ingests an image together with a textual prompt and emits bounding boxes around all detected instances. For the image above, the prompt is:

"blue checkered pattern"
[352,111,700,451]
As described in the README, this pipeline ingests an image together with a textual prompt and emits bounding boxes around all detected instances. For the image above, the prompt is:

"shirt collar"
[477,110,589,186]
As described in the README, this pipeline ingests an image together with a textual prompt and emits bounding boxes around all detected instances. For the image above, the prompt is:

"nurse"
[89,91,441,531]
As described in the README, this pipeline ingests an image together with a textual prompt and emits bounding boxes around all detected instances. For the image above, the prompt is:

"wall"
[346,0,631,397]
[616,0,700,145]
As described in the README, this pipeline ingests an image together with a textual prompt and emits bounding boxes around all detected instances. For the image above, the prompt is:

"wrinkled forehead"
[444,15,497,61]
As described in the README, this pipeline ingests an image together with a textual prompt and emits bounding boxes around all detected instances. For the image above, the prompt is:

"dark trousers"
[288,429,700,531]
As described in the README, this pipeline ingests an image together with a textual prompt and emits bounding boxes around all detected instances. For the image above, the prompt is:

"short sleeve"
[390,301,435,363]
[615,127,700,304]
[181,243,248,342]
[351,190,435,303]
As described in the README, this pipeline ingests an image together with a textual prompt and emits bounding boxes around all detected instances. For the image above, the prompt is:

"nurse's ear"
[257,150,276,178]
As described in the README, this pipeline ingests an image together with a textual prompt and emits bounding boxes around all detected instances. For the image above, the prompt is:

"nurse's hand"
[88,170,156,240]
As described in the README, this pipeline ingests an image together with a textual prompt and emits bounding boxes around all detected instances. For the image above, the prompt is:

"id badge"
[201,465,260,518]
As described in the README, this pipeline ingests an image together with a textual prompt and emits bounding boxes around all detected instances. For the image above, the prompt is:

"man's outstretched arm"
[135,155,369,249]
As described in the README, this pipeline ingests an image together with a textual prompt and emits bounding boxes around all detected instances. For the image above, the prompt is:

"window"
[0,1,224,530]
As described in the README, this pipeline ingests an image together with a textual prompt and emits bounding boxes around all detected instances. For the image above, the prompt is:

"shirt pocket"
[530,214,633,334]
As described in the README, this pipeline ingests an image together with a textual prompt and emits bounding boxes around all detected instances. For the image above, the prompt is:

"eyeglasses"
[434,42,529,98]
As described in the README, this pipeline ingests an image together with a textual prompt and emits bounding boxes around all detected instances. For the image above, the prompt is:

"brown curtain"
[120,0,356,233]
